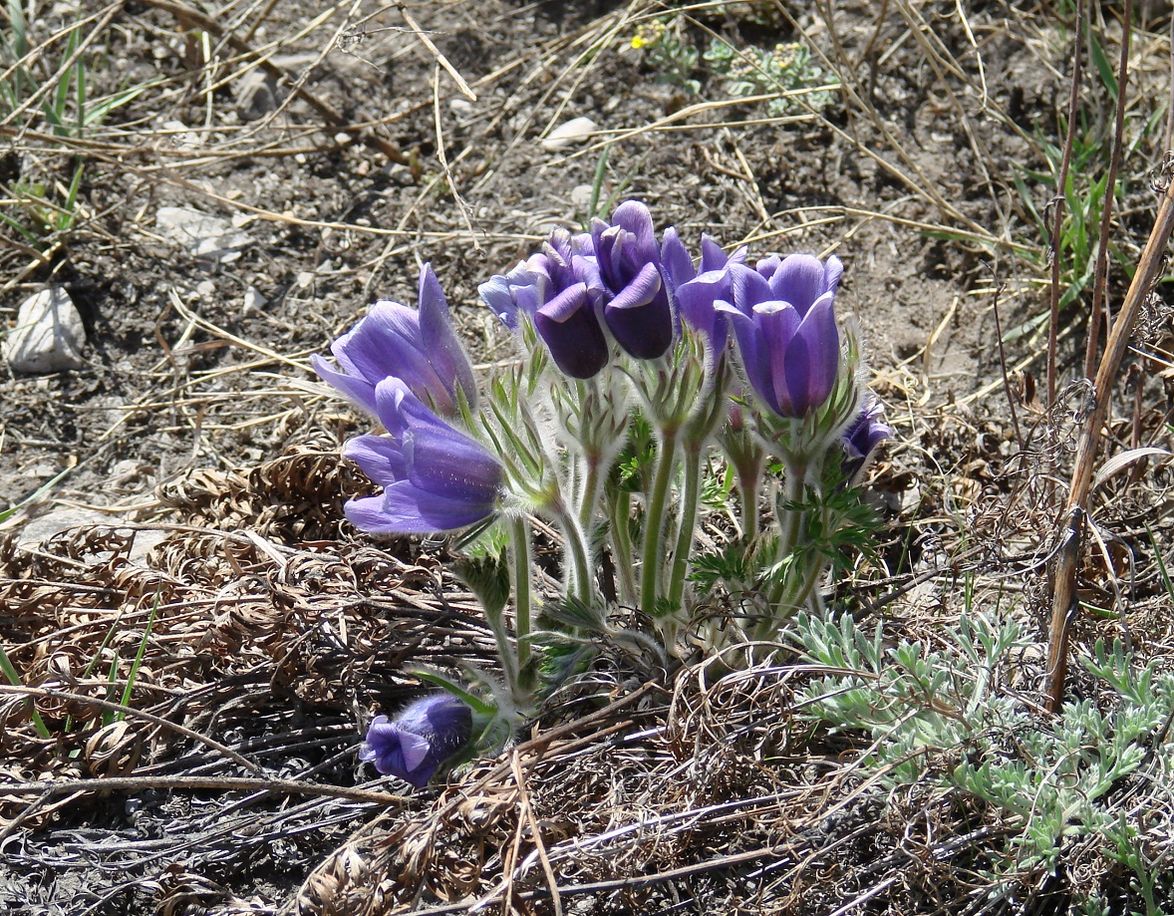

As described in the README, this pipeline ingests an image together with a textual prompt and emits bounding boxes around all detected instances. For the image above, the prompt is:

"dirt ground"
[2,1,1173,913]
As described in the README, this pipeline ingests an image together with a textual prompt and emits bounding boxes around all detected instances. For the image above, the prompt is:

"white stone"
[570,184,595,211]
[2,286,86,373]
[155,206,252,264]
[243,286,266,313]
[541,117,598,150]
[161,119,199,148]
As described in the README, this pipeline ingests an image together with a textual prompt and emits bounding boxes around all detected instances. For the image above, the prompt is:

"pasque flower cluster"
[315,201,890,787]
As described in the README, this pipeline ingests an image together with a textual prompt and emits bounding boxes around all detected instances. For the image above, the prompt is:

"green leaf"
[452,553,510,620]
[407,669,496,718]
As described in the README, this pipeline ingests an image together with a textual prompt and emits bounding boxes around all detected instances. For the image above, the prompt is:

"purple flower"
[591,201,674,360]
[841,395,891,481]
[479,230,609,379]
[662,229,746,358]
[312,264,477,417]
[344,378,502,534]
[718,254,843,418]
[477,257,548,331]
[359,693,473,787]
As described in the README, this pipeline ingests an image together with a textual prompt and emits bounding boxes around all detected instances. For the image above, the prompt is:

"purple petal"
[606,260,662,312]
[793,293,839,412]
[345,484,492,533]
[406,430,501,503]
[535,284,609,379]
[721,304,776,414]
[755,303,801,416]
[660,227,696,291]
[825,256,844,295]
[343,433,408,486]
[398,730,431,772]
[337,302,452,412]
[478,274,520,329]
[700,236,728,273]
[767,254,828,315]
[604,262,673,359]
[311,353,377,415]
[417,264,477,411]
[731,264,772,317]
[609,200,659,264]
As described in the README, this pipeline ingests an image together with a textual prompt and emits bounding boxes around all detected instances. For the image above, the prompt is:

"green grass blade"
[0,642,52,738]
[1088,30,1118,100]
[116,596,158,720]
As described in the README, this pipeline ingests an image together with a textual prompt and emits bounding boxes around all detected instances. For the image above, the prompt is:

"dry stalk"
[1084,0,1132,380]
[1045,166,1174,713]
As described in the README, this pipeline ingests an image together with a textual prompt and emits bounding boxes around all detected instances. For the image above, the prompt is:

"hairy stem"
[510,516,532,679]
[609,488,638,607]
[578,450,602,531]
[667,441,703,614]
[640,426,679,615]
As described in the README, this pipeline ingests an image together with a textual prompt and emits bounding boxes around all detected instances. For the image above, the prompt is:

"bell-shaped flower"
[477,256,548,332]
[841,395,891,482]
[480,230,609,379]
[718,253,843,418]
[359,693,472,787]
[344,378,502,534]
[591,201,674,360]
[312,264,477,417]
[662,228,746,360]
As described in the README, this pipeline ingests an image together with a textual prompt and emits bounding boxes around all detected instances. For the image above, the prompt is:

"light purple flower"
[344,378,502,534]
[662,229,746,358]
[718,254,843,418]
[841,395,891,481]
[478,257,548,331]
[591,201,674,360]
[479,230,610,379]
[312,264,477,417]
[359,693,472,787]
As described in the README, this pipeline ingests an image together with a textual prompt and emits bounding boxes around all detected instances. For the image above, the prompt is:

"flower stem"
[667,441,703,614]
[640,426,679,616]
[736,457,762,541]
[578,450,602,531]
[555,500,594,608]
[510,516,532,679]
[609,488,637,607]
[766,460,806,615]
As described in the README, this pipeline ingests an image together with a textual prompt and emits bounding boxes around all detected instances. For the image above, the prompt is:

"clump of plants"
[313,200,890,785]
[627,14,836,116]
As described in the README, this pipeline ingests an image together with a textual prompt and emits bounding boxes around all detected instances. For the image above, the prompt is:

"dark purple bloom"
[479,230,609,379]
[344,378,502,534]
[359,693,473,787]
[312,264,477,417]
[718,254,843,418]
[841,395,891,481]
[591,201,674,360]
[662,229,746,358]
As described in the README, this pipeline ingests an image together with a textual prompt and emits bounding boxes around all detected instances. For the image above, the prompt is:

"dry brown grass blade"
[1045,166,1174,714]
[0,773,404,806]
[138,0,409,165]
[0,683,263,773]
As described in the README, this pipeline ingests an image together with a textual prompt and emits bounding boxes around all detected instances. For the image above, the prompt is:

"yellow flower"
[631,35,646,50]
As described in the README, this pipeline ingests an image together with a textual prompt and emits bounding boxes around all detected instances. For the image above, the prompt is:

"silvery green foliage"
[794,613,1174,904]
